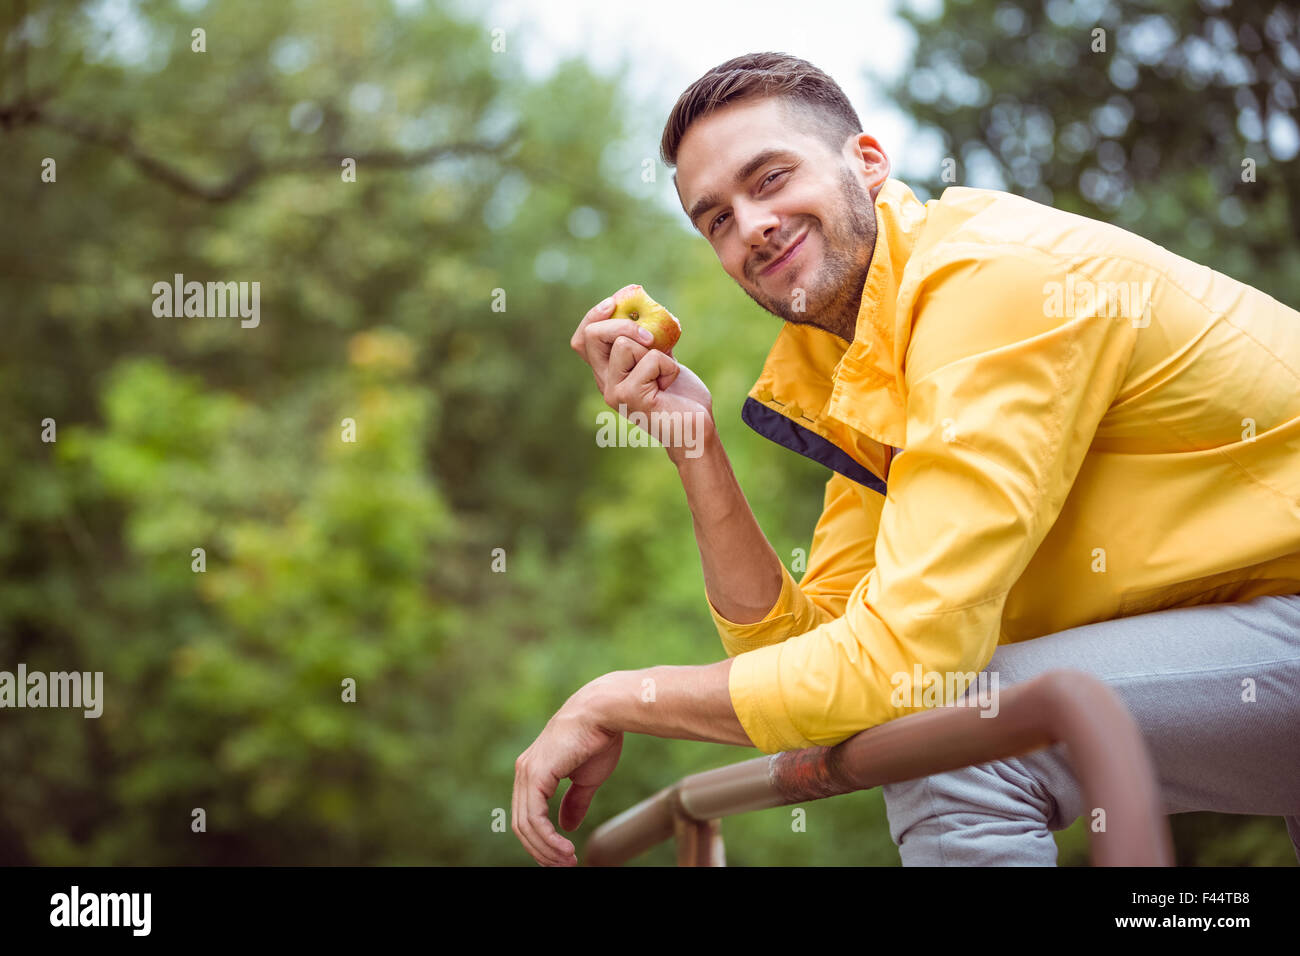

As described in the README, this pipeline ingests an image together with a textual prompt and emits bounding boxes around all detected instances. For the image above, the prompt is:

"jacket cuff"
[707,562,803,657]
[728,635,820,754]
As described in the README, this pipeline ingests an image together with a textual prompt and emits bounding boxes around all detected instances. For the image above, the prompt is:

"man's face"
[675,96,889,342]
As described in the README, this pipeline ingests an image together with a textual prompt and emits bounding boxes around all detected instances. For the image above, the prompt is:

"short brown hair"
[660,52,863,169]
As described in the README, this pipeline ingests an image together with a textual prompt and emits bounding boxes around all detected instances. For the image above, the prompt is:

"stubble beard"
[741,166,877,343]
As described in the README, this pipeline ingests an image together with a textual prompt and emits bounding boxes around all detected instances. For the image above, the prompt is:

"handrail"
[584,669,1174,866]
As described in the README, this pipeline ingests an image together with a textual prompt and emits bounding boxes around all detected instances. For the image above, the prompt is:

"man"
[511,51,1300,867]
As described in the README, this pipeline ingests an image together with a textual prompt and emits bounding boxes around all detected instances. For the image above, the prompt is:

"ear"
[848,132,890,197]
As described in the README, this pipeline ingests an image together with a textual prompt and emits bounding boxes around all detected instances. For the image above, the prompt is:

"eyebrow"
[687,148,797,232]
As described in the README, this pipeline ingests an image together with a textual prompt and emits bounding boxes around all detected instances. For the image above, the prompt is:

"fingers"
[511,756,552,865]
[624,347,679,398]
[533,786,577,865]
[605,335,648,402]
[513,755,577,867]
[655,358,681,393]
[582,321,655,392]
[570,285,641,355]
[571,286,655,389]
[570,296,617,355]
[605,342,678,408]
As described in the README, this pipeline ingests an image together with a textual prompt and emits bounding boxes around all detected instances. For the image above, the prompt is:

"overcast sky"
[466,0,947,218]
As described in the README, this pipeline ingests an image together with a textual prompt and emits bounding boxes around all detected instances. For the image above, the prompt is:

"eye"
[708,171,787,236]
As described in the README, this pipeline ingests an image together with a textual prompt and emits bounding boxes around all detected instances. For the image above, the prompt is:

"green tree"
[0,0,837,865]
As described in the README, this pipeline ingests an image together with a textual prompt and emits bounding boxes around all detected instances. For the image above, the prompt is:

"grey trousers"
[881,592,1300,865]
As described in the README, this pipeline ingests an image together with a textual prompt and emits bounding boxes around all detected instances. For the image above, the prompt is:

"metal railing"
[584,668,1174,866]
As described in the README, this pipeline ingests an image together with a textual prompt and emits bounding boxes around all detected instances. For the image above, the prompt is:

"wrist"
[668,414,719,468]
[573,670,634,733]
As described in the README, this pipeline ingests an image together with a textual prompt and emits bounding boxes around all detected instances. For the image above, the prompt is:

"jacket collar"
[742,177,929,491]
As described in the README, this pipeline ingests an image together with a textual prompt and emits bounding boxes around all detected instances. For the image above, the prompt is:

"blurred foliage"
[0,0,833,865]
[0,0,1293,865]
[888,0,1300,302]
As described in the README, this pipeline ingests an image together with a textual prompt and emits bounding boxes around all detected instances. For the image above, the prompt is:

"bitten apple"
[611,285,681,352]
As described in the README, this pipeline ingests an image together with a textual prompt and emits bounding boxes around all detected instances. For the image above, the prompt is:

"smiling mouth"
[760,231,808,277]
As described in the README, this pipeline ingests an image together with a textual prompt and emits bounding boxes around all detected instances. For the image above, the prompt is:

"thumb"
[558,731,623,832]
[558,782,598,832]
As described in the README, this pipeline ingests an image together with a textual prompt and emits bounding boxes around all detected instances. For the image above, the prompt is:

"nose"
[735,197,780,258]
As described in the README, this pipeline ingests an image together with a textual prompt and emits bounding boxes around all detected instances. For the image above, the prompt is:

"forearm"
[582,661,753,747]
[674,425,784,624]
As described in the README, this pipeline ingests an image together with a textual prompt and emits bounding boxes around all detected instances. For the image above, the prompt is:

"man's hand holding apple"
[571,285,714,466]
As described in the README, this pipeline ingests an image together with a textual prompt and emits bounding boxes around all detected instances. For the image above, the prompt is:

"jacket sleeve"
[728,251,1137,753]
[708,471,884,657]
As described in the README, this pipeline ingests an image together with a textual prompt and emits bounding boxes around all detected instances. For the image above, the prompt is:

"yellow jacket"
[719,177,1300,754]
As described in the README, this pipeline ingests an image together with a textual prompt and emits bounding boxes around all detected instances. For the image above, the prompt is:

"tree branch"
[0,102,521,201]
